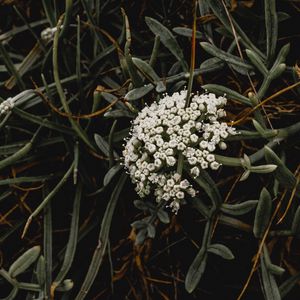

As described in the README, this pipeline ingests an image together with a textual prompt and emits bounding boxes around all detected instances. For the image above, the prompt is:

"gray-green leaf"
[207,243,234,260]
[253,188,272,238]
[145,17,188,71]
[221,200,258,216]
[185,247,208,293]
[8,245,41,278]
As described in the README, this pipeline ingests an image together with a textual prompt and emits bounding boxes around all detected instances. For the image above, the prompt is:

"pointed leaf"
[94,134,109,156]
[172,27,204,39]
[200,42,254,72]
[36,255,46,286]
[132,57,166,92]
[103,165,122,186]
[261,253,281,300]
[9,245,41,278]
[264,146,299,194]
[125,84,154,101]
[207,243,234,260]
[145,17,188,71]
[199,58,225,73]
[185,247,208,293]
[221,200,258,216]
[264,0,278,63]
[253,188,272,238]
[246,49,268,76]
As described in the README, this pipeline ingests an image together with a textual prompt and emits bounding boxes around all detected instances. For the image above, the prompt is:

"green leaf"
[125,84,154,101]
[131,220,147,230]
[199,58,225,73]
[135,228,147,245]
[207,243,234,260]
[261,252,281,300]
[185,247,208,293]
[36,255,46,286]
[190,197,211,219]
[200,42,254,72]
[221,200,258,216]
[145,17,188,71]
[94,134,109,156]
[103,165,122,186]
[272,44,290,70]
[147,223,156,238]
[133,200,153,211]
[253,188,272,238]
[202,84,251,106]
[264,146,299,194]
[104,109,135,119]
[51,183,82,294]
[240,170,251,182]
[172,27,204,39]
[268,264,285,276]
[208,0,265,60]
[245,49,268,76]
[75,173,127,300]
[8,246,41,278]
[264,0,278,64]
[132,57,166,93]
[249,164,277,174]
[187,167,222,209]
[157,209,170,224]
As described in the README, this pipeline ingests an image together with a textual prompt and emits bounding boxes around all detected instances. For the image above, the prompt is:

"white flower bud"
[191,166,200,177]
[210,161,220,170]
[219,141,227,150]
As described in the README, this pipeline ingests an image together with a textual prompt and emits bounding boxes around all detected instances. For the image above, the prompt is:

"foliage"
[0,0,300,299]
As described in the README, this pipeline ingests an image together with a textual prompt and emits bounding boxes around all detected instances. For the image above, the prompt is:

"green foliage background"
[0,0,300,299]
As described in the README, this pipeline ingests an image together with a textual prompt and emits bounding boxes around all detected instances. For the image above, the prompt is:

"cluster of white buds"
[0,97,14,115]
[122,90,237,213]
[41,26,62,43]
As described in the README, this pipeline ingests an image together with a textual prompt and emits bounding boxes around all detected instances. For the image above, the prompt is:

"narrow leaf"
[9,246,41,278]
[173,27,204,39]
[75,173,127,300]
[264,146,299,194]
[253,188,272,238]
[207,243,234,260]
[125,84,154,101]
[261,252,281,300]
[200,42,254,72]
[103,164,122,186]
[145,17,188,71]
[264,0,278,63]
[221,200,258,216]
[185,247,208,293]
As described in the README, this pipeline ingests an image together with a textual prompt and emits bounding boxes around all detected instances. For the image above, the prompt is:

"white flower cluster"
[0,97,14,115]
[122,90,237,213]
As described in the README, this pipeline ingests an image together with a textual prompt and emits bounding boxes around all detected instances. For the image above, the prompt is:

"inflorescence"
[122,90,237,213]
[0,97,14,116]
